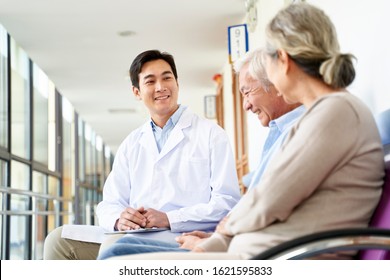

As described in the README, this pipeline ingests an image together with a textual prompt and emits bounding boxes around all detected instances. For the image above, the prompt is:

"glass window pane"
[78,118,85,182]
[0,160,7,259]
[10,167,30,260]
[104,146,112,180]
[48,175,60,229]
[9,215,28,260]
[32,170,46,193]
[32,171,47,260]
[85,124,96,186]
[62,97,74,225]
[10,160,30,258]
[11,160,30,191]
[32,64,49,166]
[96,136,103,189]
[11,38,30,159]
[32,211,45,260]
[0,24,8,149]
[0,159,7,187]
[79,187,86,224]
[48,175,59,198]
[48,88,56,171]
[62,96,74,192]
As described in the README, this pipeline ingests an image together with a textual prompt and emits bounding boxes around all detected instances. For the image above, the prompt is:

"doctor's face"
[133,59,179,121]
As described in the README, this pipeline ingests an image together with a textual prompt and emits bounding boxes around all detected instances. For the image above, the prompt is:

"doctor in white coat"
[43,49,240,260]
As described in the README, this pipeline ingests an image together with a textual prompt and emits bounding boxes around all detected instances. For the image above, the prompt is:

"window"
[11,39,30,159]
[85,123,96,187]
[0,25,8,149]
[0,25,114,259]
[10,160,30,259]
[104,146,112,182]
[0,160,7,187]
[11,160,29,191]
[0,160,7,259]
[78,118,85,183]
[33,64,56,168]
[96,136,104,189]
[32,171,47,260]
[47,175,61,231]
[62,96,75,225]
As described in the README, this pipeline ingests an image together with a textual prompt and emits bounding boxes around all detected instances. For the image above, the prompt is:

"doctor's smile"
[155,95,170,101]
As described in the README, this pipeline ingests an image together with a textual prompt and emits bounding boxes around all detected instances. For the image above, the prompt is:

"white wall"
[245,0,287,170]
[223,0,390,172]
[222,62,236,149]
[309,0,390,113]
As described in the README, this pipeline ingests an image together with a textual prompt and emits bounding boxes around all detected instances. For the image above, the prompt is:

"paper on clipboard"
[61,224,108,244]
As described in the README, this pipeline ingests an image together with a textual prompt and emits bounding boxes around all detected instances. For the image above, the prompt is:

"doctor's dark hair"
[129,50,178,89]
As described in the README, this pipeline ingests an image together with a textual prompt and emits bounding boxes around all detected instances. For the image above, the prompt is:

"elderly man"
[97,48,305,259]
[236,49,304,191]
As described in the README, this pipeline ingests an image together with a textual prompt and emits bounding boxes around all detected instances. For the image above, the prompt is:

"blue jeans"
[98,236,189,260]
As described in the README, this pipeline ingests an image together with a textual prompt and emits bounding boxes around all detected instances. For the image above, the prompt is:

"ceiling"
[0,0,247,153]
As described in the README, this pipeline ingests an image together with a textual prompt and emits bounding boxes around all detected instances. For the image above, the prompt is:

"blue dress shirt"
[151,105,186,152]
[248,105,306,190]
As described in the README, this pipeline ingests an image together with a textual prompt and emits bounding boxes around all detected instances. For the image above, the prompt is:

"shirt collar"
[269,105,305,131]
[150,104,186,130]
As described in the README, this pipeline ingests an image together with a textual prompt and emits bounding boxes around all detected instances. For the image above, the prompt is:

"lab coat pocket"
[187,157,209,177]
[178,157,210,200]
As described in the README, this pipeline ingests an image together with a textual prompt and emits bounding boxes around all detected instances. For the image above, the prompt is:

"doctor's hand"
[143,208,170,229]
[115,206,147,231]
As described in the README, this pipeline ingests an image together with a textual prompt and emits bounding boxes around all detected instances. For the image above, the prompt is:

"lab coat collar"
[157,107,192,161]
[139,122,159,159]
[139,107,193,162]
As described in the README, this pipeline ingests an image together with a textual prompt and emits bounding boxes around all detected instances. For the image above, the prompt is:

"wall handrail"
[0,186,72,203]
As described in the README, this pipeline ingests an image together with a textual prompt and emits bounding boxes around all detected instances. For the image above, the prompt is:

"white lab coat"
[96,107,240,232]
